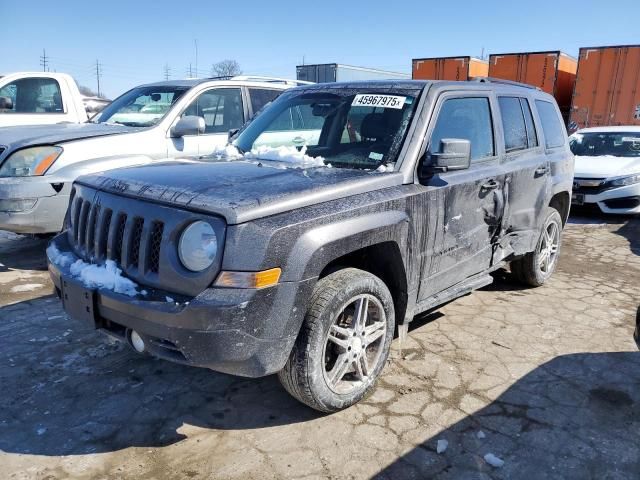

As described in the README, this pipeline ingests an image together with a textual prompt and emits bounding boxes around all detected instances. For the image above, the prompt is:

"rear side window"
[535,100,565,148]
[182,88,244,134]
[429,97,494,161]
[498,97,527,152]
[0,77,64,114]
[249,88,281,115]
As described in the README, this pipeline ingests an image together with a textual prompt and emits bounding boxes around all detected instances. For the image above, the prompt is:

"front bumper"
[0,177,70,234]
[573,181,640,214]
[47,234,315,377]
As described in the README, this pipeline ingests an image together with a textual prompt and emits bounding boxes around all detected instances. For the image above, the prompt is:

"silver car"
[0,76,303,234]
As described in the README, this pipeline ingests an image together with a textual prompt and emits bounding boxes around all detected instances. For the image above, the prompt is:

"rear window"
[249,88,282,115]
[0,77,64,114]
[535,100,565,148]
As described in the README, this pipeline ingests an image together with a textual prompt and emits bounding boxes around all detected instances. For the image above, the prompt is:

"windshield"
[232,87,420,170]
[570,132,640,158]
[92,85,189,127]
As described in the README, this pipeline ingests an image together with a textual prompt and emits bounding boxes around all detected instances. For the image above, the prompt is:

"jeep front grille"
[69,195,163,275]
[65,184,225,297]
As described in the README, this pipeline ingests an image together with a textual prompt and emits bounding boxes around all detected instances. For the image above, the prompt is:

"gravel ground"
[0,212,638,480]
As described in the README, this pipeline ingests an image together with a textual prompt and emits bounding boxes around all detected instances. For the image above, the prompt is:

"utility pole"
[94,59,102,97]
[194,39,198,78]
[40,49,49,71]
[163,63,171,81]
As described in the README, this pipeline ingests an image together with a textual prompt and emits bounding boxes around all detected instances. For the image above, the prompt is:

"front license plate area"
[61,279,96,326]
[571,193,585,205]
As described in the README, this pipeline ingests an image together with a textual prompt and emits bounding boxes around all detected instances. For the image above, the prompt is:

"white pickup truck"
[0,72,109,126]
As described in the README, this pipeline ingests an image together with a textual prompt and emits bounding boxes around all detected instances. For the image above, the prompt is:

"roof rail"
[230,75,314,86]
[472,77,540,90]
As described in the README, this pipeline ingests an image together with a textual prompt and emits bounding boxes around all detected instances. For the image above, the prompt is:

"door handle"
[534,165,549,176]
[481,179,499,191]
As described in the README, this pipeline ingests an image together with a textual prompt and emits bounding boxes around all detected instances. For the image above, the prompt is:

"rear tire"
[278,268,395,412]
[511,207,563,287]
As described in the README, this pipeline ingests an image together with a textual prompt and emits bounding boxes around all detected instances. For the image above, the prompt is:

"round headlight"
[178,221,218,272]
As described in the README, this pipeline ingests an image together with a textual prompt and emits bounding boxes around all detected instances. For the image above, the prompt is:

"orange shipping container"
[488,51,577,120]
[412,56,488,81]
[569,45,640,132]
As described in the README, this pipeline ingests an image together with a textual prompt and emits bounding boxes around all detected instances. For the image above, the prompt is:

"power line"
[163,63,171,81]
[40,49,49,72]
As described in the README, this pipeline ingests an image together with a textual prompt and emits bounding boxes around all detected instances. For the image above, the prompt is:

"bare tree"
[211,59,242,77]
[77,84,107,99]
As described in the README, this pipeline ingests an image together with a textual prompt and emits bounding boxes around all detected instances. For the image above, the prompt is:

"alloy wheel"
[322,294,388,394]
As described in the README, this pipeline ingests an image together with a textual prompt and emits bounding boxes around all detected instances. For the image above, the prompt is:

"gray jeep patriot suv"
[48,79,573,412]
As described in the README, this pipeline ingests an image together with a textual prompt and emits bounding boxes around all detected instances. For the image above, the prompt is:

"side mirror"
[0,96,14,110]
[171,115,206,138]
[425,138,471,174]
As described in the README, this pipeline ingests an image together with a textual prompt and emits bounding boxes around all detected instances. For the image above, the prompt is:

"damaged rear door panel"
[497,96,551,258]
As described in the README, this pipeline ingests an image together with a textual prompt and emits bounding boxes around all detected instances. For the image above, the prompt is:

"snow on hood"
[212,144,326,169]
[246,145,326,168]
[47,244,140,297]
[574,155,640,178]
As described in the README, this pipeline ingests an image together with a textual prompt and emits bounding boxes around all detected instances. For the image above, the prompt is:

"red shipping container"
[569,45,640,131]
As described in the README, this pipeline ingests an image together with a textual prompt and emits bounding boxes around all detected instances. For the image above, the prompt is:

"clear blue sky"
[1,0,638,98]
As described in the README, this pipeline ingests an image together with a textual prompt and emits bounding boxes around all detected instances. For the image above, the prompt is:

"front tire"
[511,207,563,287]
[279,268,395,412]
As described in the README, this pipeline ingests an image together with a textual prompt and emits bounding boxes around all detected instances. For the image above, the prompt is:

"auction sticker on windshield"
[352,94,406,109]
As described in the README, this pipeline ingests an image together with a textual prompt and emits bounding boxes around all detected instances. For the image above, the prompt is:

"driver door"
[417,93,506,301]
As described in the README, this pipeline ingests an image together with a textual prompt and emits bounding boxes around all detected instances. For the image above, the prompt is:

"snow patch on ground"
[484,453,504,467]
[436,439,448,454]
[10,283,45,293]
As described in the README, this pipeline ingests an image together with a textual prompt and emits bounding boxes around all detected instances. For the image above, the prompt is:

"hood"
[0,123,139,152]
[574,155,640,179]
[78,159,402,224]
